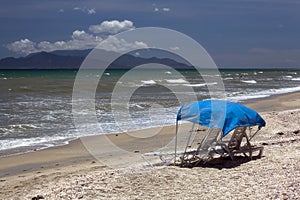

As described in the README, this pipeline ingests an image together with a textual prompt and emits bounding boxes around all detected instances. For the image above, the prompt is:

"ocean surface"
[0,68,300,156]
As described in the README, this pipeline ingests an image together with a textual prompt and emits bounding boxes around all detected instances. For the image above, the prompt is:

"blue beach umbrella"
[177,100,266,137]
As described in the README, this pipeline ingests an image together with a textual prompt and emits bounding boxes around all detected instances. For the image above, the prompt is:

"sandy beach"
[0,92,299,199]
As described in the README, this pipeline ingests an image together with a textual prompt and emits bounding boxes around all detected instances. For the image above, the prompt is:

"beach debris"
[276,132,284,135]
[293,130,299,134]
[134,150,140,153]
[31,195,44,200]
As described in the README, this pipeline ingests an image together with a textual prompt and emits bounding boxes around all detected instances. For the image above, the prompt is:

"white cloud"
[97,35,148,53]
[89,20,134,34]
[72,30,95,41]
[7,31,102,55]
[41,30,102,51]
[87,8,96,15]
[58,9,64,13]
[6,39,36,55]
[153,7,170,12]
[73,7,96,15]
[6,20,150,55]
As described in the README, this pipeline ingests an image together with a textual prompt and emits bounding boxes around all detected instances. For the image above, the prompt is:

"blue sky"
[1,0,300,68]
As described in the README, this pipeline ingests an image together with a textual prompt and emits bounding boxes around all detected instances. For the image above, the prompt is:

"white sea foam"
[201,74,221,77]
[183,83,206,87]
[292,77,300,81]
[228,86,300,101]
[264,78,273,81]
[283,75,293,79]
[228,94,269,102]
[224,77,233,80]
[0,124,40,138]
[7,124,38,130]
[288,72,297,75]
[183,82,218,87]
[141,80,156,85]
[241,80,257,84]
[130,103,144,109]
[105,72,110,76]
[165,71,172,74]
[0,136,69,151]
[42,115,56,121]
[166,78,188,83]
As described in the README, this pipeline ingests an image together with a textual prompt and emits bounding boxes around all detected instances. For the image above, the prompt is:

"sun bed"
[174,100,266,166]
[143,100,266,167]
[213,126,264,160]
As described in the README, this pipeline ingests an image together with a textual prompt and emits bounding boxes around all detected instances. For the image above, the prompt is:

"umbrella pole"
[249,127,261,141]
[175,120,178,164]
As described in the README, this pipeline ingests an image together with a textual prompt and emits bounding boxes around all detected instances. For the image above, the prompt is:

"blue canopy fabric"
[177,100,266,137]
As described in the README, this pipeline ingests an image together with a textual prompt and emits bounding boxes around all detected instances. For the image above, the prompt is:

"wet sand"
[0,92,299,199]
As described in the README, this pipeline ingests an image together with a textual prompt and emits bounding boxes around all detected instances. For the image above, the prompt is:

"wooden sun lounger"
[180,126,264,166]
[143,126,263,167]
[215,126,264,160]
[179,128,221,166]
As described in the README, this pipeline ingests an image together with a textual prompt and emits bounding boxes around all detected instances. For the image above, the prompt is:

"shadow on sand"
[181,155,263,170]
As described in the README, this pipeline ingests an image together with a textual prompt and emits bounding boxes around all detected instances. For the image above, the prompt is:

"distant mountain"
[0,49,193,69]
[49,49,91,57]
[0,51,86,69]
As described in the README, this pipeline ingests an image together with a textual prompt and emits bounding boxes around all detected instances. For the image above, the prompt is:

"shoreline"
[1,90,300,158]
[0,91,299,178]
[243,91,300,112]
[1,90,300,157]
